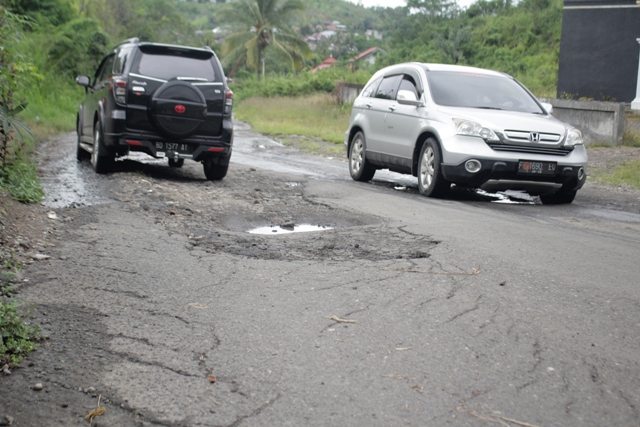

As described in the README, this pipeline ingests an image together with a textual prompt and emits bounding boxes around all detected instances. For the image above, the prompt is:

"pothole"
[248,224,333,235]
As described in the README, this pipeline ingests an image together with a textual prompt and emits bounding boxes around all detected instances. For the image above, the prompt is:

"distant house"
[319,30,337,39]
[365,30,383,40]
[311,57,337,73]
[349,47,386,67]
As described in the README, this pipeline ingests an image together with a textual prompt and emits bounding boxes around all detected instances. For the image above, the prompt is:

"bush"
[231,66,372,102]
[0,298,41,366]
[0,160,44,204]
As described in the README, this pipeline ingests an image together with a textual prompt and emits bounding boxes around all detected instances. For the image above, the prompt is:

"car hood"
[438,106,570,135]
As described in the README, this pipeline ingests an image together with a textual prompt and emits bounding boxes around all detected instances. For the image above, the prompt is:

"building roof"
[349,47,382,62]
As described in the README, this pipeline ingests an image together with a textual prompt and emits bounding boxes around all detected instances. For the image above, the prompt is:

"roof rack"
[117,37,140,46]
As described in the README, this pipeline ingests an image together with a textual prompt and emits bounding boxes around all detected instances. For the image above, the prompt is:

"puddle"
[248,224,333,235]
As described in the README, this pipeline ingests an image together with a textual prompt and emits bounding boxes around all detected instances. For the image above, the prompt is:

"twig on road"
[329,315,356,323]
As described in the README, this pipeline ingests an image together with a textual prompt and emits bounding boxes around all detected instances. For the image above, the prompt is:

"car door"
[363,74,403,158]
[81,54,115,137]
[384,71,425,164]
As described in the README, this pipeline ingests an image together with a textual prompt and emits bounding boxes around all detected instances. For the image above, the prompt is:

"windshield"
[427,71,543,114]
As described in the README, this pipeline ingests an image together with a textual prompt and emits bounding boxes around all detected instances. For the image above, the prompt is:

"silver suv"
[345,63,587,204]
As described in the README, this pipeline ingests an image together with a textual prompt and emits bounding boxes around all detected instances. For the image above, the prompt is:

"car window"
[427,71,543,113]
[374,75,402,100]
[95,54,115,84]
[113,46,134,75]
[398,75,420,100]
[361,77,382,98]
[133,45,219,82]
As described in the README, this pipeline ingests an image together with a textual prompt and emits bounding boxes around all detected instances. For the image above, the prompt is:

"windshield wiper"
[471,106,503,110]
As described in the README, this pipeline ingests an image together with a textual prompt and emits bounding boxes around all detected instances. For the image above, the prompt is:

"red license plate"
[518,160,557,176]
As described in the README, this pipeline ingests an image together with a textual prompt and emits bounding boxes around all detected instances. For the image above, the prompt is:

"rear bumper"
[103,117,233,162]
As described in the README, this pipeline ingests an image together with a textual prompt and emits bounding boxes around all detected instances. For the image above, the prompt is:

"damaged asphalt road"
[1,123,640,427]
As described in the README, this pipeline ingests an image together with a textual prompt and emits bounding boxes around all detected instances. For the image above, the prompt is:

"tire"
[203,158,229,180]
[168,158,184,168]
[91,123,114,174]
[348,131,376,182]
[539,189,577,205]
[149,80,207,138]
[417,138,450,198]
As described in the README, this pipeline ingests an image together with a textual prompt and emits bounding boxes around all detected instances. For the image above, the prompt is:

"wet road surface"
[11,121,640,427]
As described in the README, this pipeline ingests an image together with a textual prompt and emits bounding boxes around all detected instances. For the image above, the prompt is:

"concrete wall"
[336,83,364,105]
[540,98,626,146]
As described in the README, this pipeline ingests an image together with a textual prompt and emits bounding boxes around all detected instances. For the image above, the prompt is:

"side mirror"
[541,102,553,114]
[397,90,424,107]
[76,75,91,87]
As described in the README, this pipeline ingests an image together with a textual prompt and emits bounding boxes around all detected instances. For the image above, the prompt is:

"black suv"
[75,38,233,180]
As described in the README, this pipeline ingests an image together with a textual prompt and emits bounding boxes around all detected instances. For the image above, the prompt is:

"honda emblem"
[174,104,186,114]
[529,132,540,142]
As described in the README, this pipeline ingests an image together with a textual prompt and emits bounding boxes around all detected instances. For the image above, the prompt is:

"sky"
[344,0,476,10]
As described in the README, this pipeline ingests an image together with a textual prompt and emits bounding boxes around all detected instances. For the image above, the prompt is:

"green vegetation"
[0,288,42,366]
[219,0,310,78]
[0,160,44,203]
[235,93,350,145]
[589,158,640,191]
[601,160,640,190]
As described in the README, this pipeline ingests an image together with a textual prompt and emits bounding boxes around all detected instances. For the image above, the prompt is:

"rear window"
[135,46,219,82]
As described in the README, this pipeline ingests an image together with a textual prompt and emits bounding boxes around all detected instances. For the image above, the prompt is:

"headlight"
[452,118,499,141]
[565,128,583,147]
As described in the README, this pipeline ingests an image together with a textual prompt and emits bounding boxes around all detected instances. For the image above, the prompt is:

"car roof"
[420,63,508,77]
[377,62,510,79]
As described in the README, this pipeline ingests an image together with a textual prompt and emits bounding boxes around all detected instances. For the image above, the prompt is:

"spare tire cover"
[149,80,207,138]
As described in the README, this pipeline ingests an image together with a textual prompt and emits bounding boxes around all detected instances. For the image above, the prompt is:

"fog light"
[465,159,482,173]
[578,167,585,180]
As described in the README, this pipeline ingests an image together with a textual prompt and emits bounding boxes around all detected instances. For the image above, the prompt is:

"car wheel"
[168,158,184,168]
[349,131,376,182]
[418,138,450,198]
[91,123,114,174]
[203,158,229,180]
[539,189,577,205]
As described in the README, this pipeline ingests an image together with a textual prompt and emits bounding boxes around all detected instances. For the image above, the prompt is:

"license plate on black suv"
[518,160,557,176]
[155,141,193,155]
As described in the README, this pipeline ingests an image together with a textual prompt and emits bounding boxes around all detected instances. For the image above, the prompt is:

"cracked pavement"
[1,128,639,426]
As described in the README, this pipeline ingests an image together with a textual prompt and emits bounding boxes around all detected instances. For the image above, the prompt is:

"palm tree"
[220,0,310,79]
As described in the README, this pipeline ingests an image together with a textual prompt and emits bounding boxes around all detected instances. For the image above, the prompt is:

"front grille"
[487,142,574,156]
[504,129,562,144]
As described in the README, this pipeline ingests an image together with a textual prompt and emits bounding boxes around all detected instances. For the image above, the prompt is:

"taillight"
[112,78,127,105]
[224,90,233,115]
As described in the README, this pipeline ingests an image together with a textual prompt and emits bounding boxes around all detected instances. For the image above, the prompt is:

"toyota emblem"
[174,104,186,114]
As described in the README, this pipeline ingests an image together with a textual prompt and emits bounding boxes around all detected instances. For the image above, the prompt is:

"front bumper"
[442,159,587,195]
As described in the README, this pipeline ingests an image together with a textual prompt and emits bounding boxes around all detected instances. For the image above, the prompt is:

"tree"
[435,24,470,64]
[407,0,459,21]
[219,0,311,78]
[0,5,35,168]
[6,0,75,26]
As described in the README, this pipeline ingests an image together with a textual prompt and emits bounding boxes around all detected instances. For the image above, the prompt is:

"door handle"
[365,102,372,108]
[389,105,396,111]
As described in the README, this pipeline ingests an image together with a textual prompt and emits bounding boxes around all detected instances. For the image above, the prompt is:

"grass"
[0,160,44,204]
[234,93,351,147]
[593,160,640,190]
